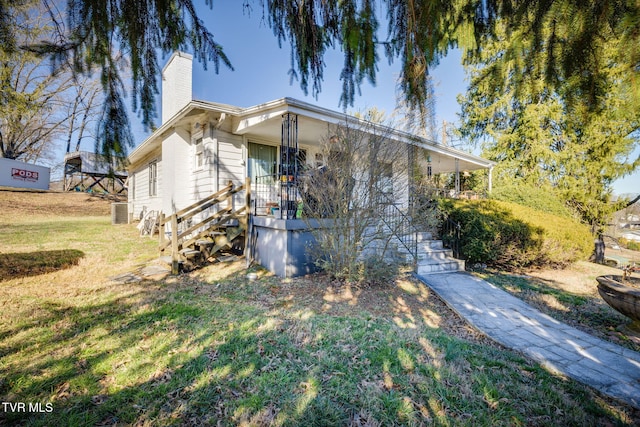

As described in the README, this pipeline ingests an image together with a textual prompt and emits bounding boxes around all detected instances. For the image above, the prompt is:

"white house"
[127,51,495,276]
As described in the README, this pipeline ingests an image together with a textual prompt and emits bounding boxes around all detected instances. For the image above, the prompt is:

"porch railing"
[439,210,462,259]
[252,173,300,219]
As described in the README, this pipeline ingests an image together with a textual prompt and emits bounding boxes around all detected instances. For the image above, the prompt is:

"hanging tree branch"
[21,0,233,163]
[6,0,638,161]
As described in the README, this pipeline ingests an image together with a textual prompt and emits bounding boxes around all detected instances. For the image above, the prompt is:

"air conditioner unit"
[111,203,129,224]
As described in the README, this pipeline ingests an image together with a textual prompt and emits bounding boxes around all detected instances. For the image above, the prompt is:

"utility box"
[111,203,129,224]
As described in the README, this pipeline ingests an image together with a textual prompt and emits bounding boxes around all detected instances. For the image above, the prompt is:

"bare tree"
[300,113,412,284]
[0,1,102,162]
[63,76,103,153]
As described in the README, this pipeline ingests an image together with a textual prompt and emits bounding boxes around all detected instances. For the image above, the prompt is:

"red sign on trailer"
[11,168,39,182]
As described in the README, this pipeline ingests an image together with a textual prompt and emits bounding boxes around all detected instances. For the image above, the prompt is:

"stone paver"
[417,272,640,409]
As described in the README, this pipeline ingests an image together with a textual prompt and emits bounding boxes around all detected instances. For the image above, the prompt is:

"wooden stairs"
[158,179,251,274]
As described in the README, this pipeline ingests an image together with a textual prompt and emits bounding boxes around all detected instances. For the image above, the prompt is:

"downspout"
[455,158,460,194]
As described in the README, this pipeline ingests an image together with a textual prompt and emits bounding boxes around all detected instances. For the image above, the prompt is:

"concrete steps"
[394,232,465,275]
[415,238,465,274]
[417,258,465,275]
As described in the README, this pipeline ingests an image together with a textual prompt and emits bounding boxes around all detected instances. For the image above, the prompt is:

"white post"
[488,166,493,195]
[455,158,460,194]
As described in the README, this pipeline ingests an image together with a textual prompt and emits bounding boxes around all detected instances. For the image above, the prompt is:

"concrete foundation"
[249,216,328,278]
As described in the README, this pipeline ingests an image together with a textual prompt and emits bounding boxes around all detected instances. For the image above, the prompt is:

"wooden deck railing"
[158,178,251,274]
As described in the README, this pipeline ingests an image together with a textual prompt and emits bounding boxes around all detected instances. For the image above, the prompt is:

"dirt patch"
[191,262,495,347]
[526,261,633,294]
[0,190,123,218]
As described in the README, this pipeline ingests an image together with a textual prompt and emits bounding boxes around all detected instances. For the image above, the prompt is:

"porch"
[244,106,494,221]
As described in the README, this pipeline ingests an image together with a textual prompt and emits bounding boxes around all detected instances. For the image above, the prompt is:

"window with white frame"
[195,138,204,169]
[148,161,157,196]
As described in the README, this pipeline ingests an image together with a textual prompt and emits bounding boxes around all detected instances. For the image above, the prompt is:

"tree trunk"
[591,194,639,264]
[593,234,605,264]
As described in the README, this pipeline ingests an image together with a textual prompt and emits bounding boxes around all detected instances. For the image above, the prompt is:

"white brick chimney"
[161,51,193,123]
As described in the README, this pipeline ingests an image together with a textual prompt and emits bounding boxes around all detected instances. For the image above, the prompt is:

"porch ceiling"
[234,112,335,147]
[231,99,494,173]
[420,150,490,174]
[239,115,491,173]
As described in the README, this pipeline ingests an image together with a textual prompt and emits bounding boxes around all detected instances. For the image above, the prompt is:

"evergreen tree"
[458,19,640,236]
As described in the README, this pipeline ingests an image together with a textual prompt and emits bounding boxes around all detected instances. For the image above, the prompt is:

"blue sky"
[125,2,638,196]
[129,2,466,139]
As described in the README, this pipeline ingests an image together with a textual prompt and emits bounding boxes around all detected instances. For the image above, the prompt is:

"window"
[377,162,393,194]
[279,147,307,176]
[148,161,157,196]
[248,142,277,182]
[195,138,204,169]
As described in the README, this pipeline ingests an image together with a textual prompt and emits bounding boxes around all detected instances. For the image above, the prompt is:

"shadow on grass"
[481,271,639,352]
[0,249,85,281]
[1,266,637,426]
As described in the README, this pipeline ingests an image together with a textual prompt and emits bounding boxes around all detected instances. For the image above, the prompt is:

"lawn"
[1,191,638,426]
[476,262,640,354]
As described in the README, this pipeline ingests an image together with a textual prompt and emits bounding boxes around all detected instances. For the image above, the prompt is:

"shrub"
[620,238,640,252]
[490,181,574,218]
[438,199,593,270]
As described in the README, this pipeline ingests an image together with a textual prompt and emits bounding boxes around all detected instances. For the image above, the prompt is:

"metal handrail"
[438,208,462,259]
[377,192,419,264]
[252,173,301,219]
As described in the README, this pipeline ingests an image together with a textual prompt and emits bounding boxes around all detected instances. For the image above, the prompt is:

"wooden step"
[209,226,245,255]
[195,239,215,259]
[179,248,202,259]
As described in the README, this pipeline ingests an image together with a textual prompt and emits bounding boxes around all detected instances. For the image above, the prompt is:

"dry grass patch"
[477,261,640,352]
[0,189,120,218]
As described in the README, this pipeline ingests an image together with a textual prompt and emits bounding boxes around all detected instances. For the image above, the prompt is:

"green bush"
[490,181,573,218]
[620,238,640,252]
[438,199,593,270]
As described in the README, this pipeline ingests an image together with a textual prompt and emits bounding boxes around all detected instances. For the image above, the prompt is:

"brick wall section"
[162,52,193,123]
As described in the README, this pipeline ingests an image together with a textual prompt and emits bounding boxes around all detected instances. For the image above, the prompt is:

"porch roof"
[232,97,494,174]
[128,97,495,174]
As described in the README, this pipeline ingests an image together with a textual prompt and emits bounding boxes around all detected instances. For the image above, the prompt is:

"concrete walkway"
[417,272,640,410]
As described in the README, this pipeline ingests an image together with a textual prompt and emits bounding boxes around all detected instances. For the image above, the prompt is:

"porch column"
[455,158,460,194]
[408,144,416,216]
[488,166,493,195]
[280,113,299,219]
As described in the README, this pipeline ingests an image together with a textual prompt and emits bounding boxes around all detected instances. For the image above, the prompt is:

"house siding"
[128,154,162,220]
[191,135,215,200]
[162,127,192,215]
[215,131,245,208]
